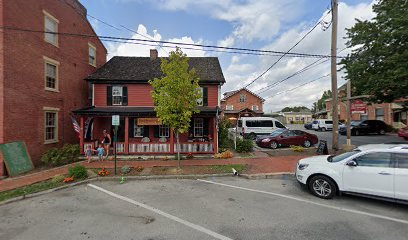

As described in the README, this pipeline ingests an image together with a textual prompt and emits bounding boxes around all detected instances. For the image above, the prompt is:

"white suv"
[311,119,333,131]
[296,144,408,202]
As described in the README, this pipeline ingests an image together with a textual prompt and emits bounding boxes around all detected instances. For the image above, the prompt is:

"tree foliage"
[312,90,332,112]
[149,48,201,165]
[340,0,408,103]
[280,106,310,112]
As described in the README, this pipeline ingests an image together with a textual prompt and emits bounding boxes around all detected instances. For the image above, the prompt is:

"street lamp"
[228,117,238,149]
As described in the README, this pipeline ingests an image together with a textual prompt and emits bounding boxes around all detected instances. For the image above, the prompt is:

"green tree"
[149,48,201,167]
[281,106,310,112]
[312,90,332,112]
[340,0,408,103]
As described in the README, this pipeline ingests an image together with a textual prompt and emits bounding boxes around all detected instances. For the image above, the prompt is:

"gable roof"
[85,56,225,84]
[221,88,265,102]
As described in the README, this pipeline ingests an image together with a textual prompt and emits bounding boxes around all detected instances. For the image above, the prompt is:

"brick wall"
[221,89,263,112]
[1,0,107,164]
[0,0,4,143]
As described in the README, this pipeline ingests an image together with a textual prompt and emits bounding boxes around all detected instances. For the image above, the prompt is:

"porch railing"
[175,142,214,153]
[129,143,170,153]
[115,142,125,153]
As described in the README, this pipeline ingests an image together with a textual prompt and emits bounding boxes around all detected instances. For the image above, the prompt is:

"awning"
[72,106,219,116]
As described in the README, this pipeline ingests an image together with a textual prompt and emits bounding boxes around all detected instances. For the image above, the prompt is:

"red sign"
[351,100,367,114]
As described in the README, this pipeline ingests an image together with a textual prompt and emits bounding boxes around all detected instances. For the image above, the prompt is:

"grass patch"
[0,180,65,202]
[208,164,246,173]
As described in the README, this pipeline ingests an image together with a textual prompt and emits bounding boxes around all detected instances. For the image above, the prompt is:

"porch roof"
[72,106,219,116]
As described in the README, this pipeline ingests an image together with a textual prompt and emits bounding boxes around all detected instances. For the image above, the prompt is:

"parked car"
[312,119,333,131]
[398,127,408,140]
[237,117,287,139]
[304,122,313,130]
[296,143,408,202]
[339,120,387,136]
[255,129,318,149]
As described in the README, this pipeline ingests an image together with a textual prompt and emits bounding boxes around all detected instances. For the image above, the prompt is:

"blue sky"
[81,0,375,112]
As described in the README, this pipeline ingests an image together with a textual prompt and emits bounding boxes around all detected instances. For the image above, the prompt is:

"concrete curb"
[93,173,233,181]
[240,172,295,180]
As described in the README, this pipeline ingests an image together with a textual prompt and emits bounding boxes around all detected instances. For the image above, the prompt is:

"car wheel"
[321,127,326,132]
[308,175,337,199]
[378,129,385,135]
[270,141,278,149]
[303,140,312,148]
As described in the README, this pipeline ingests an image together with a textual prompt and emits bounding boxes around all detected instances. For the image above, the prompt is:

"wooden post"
[213,117,218,154]
[125,117,129,154]
[170,128,174,154]
[80,116,84,154]
[331,0,339,150]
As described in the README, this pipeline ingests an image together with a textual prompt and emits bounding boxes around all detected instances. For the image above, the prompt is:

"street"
[287,124,404,149]
[1,177,408,240]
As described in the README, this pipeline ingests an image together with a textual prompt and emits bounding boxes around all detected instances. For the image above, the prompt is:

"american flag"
[70,115,81,138]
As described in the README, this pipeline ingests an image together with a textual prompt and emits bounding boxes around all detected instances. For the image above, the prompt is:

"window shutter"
[189,118,194,136]
[143,126,150,138]
[203,87,208,106]
[203,118,209,136]
[107,86,112,106]
[154,126,160,138]
[122,86,128,106]
[129,118,135,137]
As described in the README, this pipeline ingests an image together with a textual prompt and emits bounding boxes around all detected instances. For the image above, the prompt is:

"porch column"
[125,117,129,154]
[80,116,84,154]
[170,128,174,154]
[213,117,218,154]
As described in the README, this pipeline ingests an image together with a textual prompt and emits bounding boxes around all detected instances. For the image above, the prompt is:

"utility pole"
[330,0,339,150]
[346,80,351,146]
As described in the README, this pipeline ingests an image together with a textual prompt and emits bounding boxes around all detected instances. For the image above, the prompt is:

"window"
[194,118,204,137]
[246,120,273,128]
[376,108,384,121]
[44,11,58,46]
[325,120,333,124]
[238,120,242,127]
[252,105,259,111]
[240,94,247,103]
[226,105,233,110]
[43,107,59,143]
[133,120,144,137]
[275,121,286,128]
[88,43,96,66]
[44,56,59,91]
[197,87,203,106]
[354,152,392,167]
[396,153,408,169]
[159,125,169,137]
[112,86,123,105]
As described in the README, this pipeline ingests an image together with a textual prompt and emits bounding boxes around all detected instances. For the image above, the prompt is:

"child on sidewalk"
[85,145,94,163]
[96,144,105,161]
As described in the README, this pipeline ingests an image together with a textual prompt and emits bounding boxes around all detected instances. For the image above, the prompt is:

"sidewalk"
[0,155,306,193]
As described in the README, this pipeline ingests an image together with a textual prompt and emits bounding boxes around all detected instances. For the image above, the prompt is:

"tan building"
[281,112,313,124]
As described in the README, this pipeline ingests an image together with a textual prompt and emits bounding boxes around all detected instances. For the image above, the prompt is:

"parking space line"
[197,179,408,225]
[87,184,233,240]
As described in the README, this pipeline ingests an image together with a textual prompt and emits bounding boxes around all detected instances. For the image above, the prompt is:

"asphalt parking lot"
[1,177,408,240]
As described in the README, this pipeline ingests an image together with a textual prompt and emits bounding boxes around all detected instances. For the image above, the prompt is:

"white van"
[237,117,287,139]
[311,119,333,131]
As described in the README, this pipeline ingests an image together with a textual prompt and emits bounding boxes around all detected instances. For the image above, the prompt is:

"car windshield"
[328,150,361,162]
[351,121,362,126]
[270,129,286,137]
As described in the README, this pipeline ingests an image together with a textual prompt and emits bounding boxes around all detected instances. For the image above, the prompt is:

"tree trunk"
[176,131,181,168]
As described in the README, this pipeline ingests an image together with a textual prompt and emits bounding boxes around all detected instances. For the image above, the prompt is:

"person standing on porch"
[102,129,111,159]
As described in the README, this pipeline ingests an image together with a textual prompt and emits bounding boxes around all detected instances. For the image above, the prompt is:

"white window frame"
[159,125,170,137]
[133,119,144,138]
[43,10,59,47]
[112,86,123,106]
[44,56,60,92]
[194,118,204,137]
[252,105,259,111]
[88,43,97,67]
[197,87,203,106]
[226,105,234,111]
[43,107,59,144]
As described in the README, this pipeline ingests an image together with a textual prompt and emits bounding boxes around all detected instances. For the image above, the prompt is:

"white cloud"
[218,36,235,48]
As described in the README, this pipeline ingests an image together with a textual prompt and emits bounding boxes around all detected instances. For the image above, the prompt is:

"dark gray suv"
[339,120,387,136]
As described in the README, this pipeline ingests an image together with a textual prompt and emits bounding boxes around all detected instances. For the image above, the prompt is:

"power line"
[0,26,346,59]
[243,9,332,88]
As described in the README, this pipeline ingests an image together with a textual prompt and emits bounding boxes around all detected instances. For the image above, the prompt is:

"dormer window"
[239,94,247,103]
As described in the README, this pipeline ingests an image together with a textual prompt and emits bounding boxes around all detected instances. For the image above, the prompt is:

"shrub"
[98,168,110,176]
[236,138,254,153]
[68,165,88,180]
[41,144,80,167]
[121,165,132,174]
[51,174,66,184]
[218,117,233,149]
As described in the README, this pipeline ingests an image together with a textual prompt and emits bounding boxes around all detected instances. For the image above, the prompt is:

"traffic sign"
[112,115,120,126]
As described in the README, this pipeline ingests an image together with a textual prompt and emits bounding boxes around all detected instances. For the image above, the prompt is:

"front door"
[343,152,394,198]
[395,153,408,201]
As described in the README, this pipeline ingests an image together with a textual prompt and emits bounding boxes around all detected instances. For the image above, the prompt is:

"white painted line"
[197,179,408,225]
[87,184,233,240]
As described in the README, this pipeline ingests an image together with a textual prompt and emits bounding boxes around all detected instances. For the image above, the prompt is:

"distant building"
[280,112,313,124]
[0,0,107,165]
[220,88,264,124]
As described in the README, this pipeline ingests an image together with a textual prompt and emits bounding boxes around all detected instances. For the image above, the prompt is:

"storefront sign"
[351,100,367,114]
[112,115,120,126]
[137,118,162,125]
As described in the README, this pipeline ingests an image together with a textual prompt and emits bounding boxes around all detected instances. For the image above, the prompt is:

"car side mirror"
[346,160,357,167]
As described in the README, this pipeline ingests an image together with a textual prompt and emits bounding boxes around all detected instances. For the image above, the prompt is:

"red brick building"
[73,50,225,155]
[220,88,264,124]
[0,0,107,165]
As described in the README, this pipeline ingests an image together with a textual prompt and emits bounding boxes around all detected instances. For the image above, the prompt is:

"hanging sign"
[137,118,162,125]
[112,115,120,126]
[351,100,367,114]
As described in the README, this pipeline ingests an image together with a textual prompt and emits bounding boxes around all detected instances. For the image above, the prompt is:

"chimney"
[150,49,158,60]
